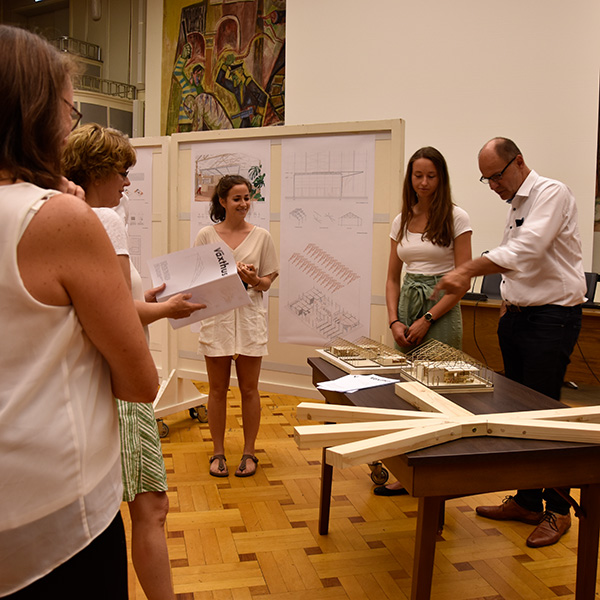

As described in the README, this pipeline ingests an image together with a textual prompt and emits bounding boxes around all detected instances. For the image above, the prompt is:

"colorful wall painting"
[163,0,285,135]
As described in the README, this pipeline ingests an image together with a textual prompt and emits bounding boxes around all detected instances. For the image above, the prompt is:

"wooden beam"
[294,419,449,449]
[489,405,600,423]
[486,418,600,444]
[295,401,442,423]
[325,422,463,468]
[394,382,473,417]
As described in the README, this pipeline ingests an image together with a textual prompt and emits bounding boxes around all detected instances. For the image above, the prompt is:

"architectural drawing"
[189,140,271,240]
[288,288,359,339]
[193,152,264,202]
[289,207,306,224]
[339,212,362,227]
[279,135,376,345]
[289,149,368,200]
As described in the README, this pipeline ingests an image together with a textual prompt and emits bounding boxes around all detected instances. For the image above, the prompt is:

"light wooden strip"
[308,547,406,578]
[394,381,474,416]
[167,508,243,530]
[488,405,600,423]
[172,561,265,593]
[296,401,439,423]
[232,526,316,554]
[486,418,600,444]
[325,422,463,468]
[293,418,448,448]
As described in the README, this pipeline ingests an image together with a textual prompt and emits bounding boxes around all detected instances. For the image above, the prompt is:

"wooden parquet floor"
[121,384,599,600]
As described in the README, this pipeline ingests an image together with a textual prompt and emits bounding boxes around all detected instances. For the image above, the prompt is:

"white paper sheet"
[148,242,250,329]
[278,134,376,346]
[316,374,398,394]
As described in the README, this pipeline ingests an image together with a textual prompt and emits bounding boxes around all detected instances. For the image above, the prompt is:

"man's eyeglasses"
[479,156,516,185]
[63,98,82,131]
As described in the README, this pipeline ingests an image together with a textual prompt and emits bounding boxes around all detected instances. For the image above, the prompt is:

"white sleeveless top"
[0,183,122,594]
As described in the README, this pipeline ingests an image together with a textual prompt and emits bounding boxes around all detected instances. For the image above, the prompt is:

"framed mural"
[163,0,285,135]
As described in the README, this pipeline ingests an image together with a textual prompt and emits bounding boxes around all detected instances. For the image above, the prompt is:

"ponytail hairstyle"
[209,174,252,223]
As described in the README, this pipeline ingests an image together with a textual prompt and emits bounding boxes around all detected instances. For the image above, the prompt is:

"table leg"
[319,447,333,535]
[411,496,444,600]
[437,500,446,533]
[575,483,600,600]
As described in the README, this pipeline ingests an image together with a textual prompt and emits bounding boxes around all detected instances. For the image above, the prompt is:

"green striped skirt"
[116,399,168,502]
[397,273,462,351]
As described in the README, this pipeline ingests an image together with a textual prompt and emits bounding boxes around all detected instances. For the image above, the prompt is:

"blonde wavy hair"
[62,123,136,189]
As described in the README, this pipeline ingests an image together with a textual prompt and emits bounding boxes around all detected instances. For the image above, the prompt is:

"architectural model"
[398,339,494,392]
[317,336,409,374]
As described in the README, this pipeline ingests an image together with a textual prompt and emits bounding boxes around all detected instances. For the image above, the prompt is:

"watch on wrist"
[424,312,435,323]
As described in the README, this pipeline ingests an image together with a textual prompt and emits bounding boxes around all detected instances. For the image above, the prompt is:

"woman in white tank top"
[0,25,157,599]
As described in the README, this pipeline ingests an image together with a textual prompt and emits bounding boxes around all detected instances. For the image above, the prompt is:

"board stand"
[153,369,209,437]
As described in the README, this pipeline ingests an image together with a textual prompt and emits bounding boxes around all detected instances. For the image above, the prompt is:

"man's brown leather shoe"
[526,511,571,547]
[476,495,544,525]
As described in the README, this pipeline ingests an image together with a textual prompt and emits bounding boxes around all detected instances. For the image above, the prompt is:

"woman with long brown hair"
[379,146,472,496]
[387,146,472,350]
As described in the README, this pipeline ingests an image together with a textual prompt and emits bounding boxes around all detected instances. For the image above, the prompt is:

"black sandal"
[209,454,228,477]
[235,454,258,477]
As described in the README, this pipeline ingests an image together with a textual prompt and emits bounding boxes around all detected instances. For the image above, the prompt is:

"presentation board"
[132,119,404,398]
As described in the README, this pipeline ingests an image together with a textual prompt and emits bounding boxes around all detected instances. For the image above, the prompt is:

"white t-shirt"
[94,207,146,330]
[390,205,472,274]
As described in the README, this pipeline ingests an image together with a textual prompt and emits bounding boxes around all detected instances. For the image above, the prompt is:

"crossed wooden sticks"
[294,381,600,470]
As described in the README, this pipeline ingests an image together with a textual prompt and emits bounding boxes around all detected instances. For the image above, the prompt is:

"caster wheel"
[189,404,208,423]
[157,419,169,438]
[370,467,389,485]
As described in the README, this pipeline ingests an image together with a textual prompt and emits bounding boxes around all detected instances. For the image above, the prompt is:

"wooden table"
[461,299,600,386]
[308,356,600,600]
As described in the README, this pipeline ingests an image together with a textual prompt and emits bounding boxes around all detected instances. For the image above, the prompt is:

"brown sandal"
[235,454,258,477]
[209,454,228,477]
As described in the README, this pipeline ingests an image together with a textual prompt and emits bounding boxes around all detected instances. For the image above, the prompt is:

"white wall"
[147,0,600,264]
[284,0,600,266]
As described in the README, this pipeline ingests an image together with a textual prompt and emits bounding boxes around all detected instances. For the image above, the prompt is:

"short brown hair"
[62,123,137,189]
[0,25,75,189]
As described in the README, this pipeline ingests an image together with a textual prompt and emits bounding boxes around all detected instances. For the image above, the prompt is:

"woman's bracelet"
[389,319,401,329]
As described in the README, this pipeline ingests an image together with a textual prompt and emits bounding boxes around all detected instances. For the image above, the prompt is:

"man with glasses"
[433,137,586,548]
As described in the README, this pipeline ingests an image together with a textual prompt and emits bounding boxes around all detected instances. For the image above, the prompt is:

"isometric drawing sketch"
[288,287,359,340]
[286,243,362,338]
[289,207,306,224]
